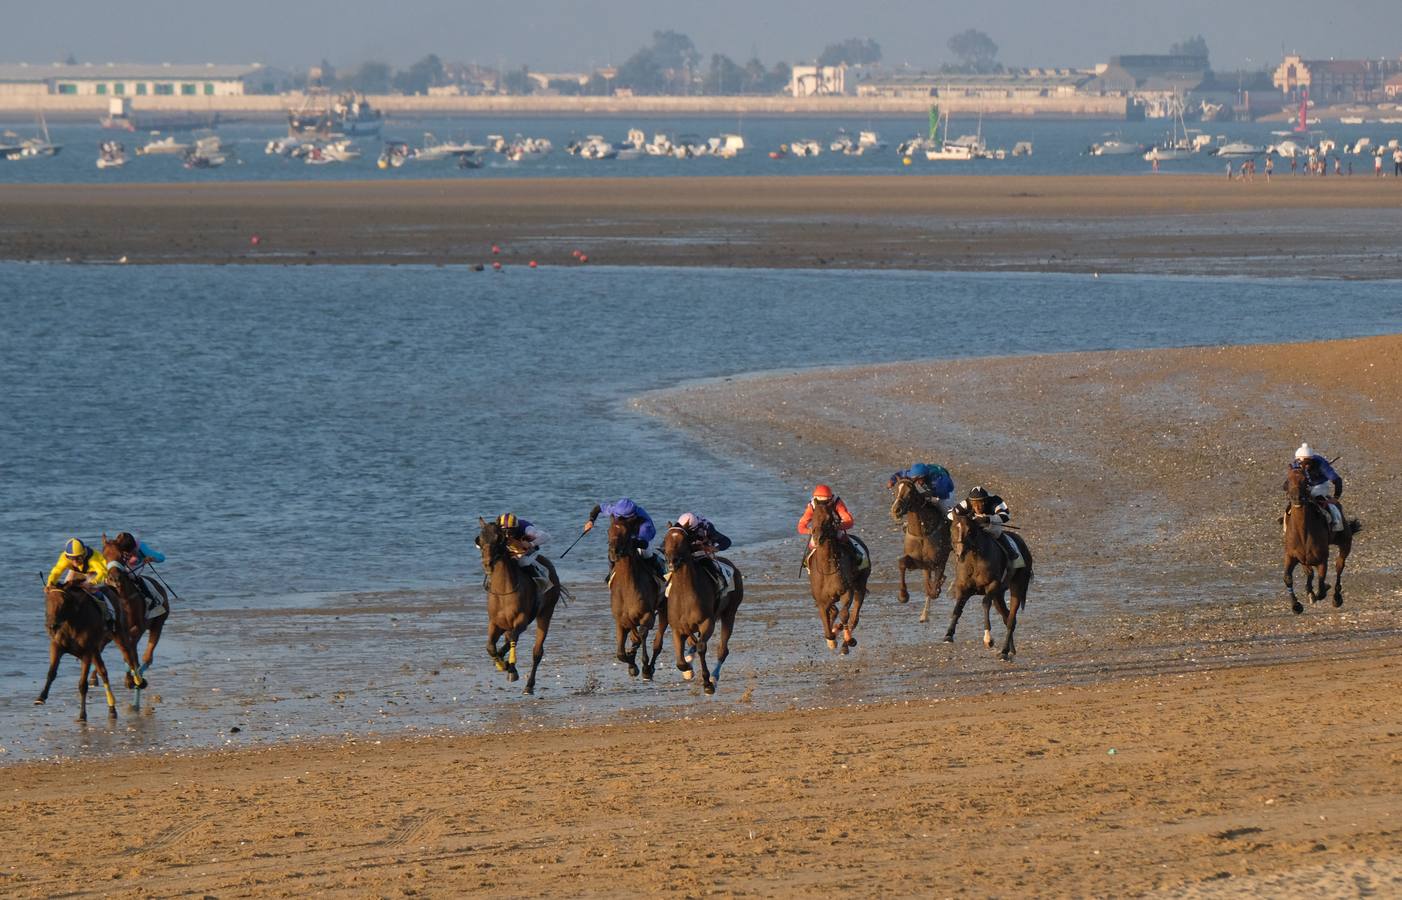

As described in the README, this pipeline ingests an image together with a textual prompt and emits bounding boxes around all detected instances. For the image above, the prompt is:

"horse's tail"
[1349,519,1363,534]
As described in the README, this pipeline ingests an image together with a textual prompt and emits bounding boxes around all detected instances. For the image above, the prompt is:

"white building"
[0,62,265,98]
[790,65,847,97]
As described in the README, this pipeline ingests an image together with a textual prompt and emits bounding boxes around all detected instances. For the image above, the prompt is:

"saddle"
[998,534,1027,571]
[803,534,871,573]
[665,555,736,600]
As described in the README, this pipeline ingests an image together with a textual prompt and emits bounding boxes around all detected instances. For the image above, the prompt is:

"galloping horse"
[102,534,170,706]
[805,500,869,654]
[607,515,667,679]
[1283,465,1359,614]
[946,509,1034,661]
[889,477,953,623]
[476,518,562,694]
[660,526,742,695]
[35,584,147,721]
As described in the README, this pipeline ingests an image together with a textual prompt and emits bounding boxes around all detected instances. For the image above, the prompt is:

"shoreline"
[3,175,1402,277]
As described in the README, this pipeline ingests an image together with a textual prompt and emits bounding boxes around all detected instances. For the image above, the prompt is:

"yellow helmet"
[497,513,518,530]
[64,538,89,560]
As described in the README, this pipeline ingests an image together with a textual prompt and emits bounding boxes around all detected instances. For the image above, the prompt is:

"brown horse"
[947,509,1034,661]
[889,478,953,623]
[476,518,561,694]
[660,526,742,695]
[101,535,170,702]
[804,501,870,654]
[607,515,667,680]
[1283,465,1360,614]
[35,584,146,721]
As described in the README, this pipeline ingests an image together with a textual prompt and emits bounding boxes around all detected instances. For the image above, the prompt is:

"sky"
[4,0,1399,73]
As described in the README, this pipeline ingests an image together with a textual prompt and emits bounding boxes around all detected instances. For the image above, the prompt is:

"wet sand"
[7,334,1402,895]
[3,175,1402,276]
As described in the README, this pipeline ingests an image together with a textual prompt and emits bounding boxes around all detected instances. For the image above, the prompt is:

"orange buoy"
[492,261,502,270]
[529,260,538,268]
[250,234,261,246]
[571,249,582,259]
[578,254,589,264]
[491,245,501,255]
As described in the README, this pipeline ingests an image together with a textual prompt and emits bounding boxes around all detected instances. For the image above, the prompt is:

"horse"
[946,509,1034,661]
[34,584,147,721]
[1283,465,1360,614]
[476,518,562,695]
[102,535,170,707]
[607,515,667,680]
[889,477,953,623]
[660,526,742,695]
[804,500,870,654]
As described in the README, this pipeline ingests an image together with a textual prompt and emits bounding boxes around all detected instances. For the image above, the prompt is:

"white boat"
[790,139,822,157]
[1270,139,1306,158]
[1143,94,1197,162]
[1349,138,1373,155]
[857,130,886,153]
[1214,141,1266,158]
[322,139,361,162]
[1012,141,1034,157]
[1379,117,1402,125]
[925,143,975,161]
[709,133,745,159]
[15,110,61,158]
[924,107,985,161]
[377,141,413,169]
[644,133,675,156]
[416,133,486,162]
[896,136,933,157]
[829,130,856,154]
[139,135,191,156]
[1340,116,1364,125]
[96,140,126,169]
[504,136,551,160]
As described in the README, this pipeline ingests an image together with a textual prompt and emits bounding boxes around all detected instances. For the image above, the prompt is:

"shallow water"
[3,263,1401,761]
[3,114,1397,184]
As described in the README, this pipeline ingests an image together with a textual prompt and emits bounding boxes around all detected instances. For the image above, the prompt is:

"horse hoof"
[943,634,954,643]
[846,636,858,648]
[507,671,519,682]
[840,643,849,656]
[642,669,654,682]
[33,698,45,706]
[682,669,694,681]
[1000,651,1012,662]
[493,660,506,672]
[524,684,535,695]
[919,613,929,624]
[704,683,716,695]
[898,594,910,604]
[1291,601,1304,615]
[1334,596,1344,608]
[109,708,118,719]
[628,665,639,677]
[826,638,837,650]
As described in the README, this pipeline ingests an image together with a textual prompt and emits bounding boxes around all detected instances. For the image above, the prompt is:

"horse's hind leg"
[644,610,666,681]
[982,597,994,649]
[1332,541,1349,608]
[141,616,165,675]
[524,618,551,696]
[694,633,715,696]
[77,658,91,723]
[844,587,865,649]
[92,654,118,719]
[820,603,838,650]
[35,643,60,706]
[1284,556,1303,615]
[1311,562,1330,604]
[1000,590,1024,661]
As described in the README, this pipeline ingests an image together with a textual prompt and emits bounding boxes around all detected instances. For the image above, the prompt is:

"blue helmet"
[613,498,637,518]
[910,463,931,479]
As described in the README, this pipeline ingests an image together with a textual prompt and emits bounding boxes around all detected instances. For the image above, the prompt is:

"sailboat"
[1143,93,1195,162]
[18,109,62,158]
[925,105,975,161]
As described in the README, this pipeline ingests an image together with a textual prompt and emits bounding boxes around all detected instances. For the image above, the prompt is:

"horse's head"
[662,525,692,570]
[890,478,916,520]
[100,532,121,563]
[950,508,974,560]
[809,500,842,545]
[476,517,507,569]
[1284,464,1311,507]
[607,516,635,563]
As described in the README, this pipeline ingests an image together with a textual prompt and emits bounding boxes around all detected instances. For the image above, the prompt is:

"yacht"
[139,135,192,156]
[1214,141,1266,158]
[1143,94,1196,162]
[1090,138,1142,156]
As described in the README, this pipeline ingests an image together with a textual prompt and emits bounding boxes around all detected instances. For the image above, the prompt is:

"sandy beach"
[6,329,1402,895]
[3,174,1402,276]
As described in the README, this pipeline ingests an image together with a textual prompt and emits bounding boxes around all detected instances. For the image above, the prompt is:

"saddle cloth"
[1001,534,1027,570]
[665,555,736,599]
[139,575,169,619]
[804,535,871,572]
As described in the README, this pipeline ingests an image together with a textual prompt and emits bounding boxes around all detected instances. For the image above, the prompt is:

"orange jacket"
[797,498,854,534]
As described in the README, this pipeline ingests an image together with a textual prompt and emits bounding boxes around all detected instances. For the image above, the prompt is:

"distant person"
[1291,155,1298,175]
[1226,161,1233,180]
[1394,148,1402,176]
[1265,156,1274,180]
[1335,157,1343,176]
[1375,153,1384,177]
[1152,156,1160,174]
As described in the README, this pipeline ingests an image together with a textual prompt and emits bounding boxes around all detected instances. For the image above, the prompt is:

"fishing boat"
[415,133,487,162]
[96,140,127,169]
[288,89,383,138]
[182,134,227,169]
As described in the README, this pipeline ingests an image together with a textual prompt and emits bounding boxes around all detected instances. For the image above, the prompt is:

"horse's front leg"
[897,554,911,604]
[672,626,694,680]
[35,643,60,706]
[836,595,854,655]
[1312,561,1330,604]
[945,591,972,642]
[77,658,91,723]
[615,621,631,668]
[1284,556,1303,615]
[819,602,838,650]
[694,636,714,695]
[92,654,118,718]
[982,597,995,649]
[644,610,666,681]
[140,616,165,675]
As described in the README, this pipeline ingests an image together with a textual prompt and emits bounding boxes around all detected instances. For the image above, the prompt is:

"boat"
[1012,141,1034,157]
[789,139,822,157]
[1379,117,1402,125]
[1340,116,1364,125]
[856,130,886,153]
[12,110,62,158]
[138,135,191,156]
[1091,137,1142,155]
[415,133,486,162]
[1269,139,1306,158]
[377,141,414,169]
[504,136,551,161]
[182,134,227,169]
[829,130,856,154]
[96,140,126,169]
[709,133,745,159]
[614,129,646,160]
[1143,94,1197,162]
[265,136,304,156]
[321,139,360,162]
[644,133,675,156]
[1214,141,1266,158]
[671,134,711,158]
[924,106,981,161]
[288,89,383,138]
[101,98,220,132]
[769,145,789,159]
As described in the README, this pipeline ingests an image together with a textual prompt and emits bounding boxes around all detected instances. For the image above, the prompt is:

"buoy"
[492,261,502,271]
[578,254,589,264]
[528,260,538,268]
[902,156,912,166]
[118,255,128,264]
[491,245,501,255]
[250,234,261,246]
[571,249,582,259]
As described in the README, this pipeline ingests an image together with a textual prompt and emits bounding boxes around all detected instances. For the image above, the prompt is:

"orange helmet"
[811,484,834,502]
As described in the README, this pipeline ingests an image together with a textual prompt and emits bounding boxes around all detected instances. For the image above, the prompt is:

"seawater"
[2,263,1400,760]
[1,114,1393,184]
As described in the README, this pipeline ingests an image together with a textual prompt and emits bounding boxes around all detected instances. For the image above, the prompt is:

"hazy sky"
[6,1,1399,72]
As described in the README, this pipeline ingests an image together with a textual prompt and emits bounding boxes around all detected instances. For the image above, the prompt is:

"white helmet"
[677,512,699,529]
[1295,443,1315,460]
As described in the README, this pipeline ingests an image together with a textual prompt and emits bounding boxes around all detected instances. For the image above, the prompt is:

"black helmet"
[967,486,990,501]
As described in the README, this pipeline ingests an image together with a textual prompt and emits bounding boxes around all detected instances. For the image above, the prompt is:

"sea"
[1,113,1394,184]
[2,262,1401,761]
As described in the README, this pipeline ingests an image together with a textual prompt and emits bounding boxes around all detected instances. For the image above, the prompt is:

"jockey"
[584,498,665,583]
[797,484,854,544]
[887,462,956,512]
[496,513,558,586]
[676,512,731,553]
[46,538,118,626]
[109,531,168,614]
[950,486,1024,568]
[1289,443,1345,531]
